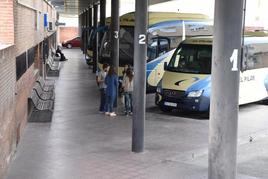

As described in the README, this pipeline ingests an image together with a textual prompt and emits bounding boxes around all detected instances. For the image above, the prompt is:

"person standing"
[97,64,109,113]
[105,66,118,117]
[120,64,130,109]
[122,68,134,115]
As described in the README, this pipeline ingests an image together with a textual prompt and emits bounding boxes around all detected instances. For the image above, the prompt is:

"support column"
[132,0,148,153]
[93,3,99,73]
[82,12,85,53]
[209,0,244,178]
[78,14,81,38]
[110,0,119,68]
[84,9,88,56]
[80,13,82,50]
[89,6,93,32]
[88,7,93,58]
[100,0,106,40]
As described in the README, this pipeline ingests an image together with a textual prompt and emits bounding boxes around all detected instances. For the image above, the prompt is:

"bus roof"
[106,12,210,27]
[182,34,268,46]
[182,36,213,45]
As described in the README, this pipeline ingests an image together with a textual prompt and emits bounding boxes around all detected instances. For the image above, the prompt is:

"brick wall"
[14,4,36,55]
[13,0,57,144]
[0,0,58,178]
[0,0,15,44]
[0,46,16,179]
[59,27,78,43]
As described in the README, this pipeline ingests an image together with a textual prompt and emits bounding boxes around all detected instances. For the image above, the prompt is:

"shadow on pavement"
[146,106,209,120]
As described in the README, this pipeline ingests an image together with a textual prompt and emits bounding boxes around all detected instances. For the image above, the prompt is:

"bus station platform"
[6,49,268,179]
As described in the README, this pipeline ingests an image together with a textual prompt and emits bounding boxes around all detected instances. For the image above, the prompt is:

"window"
[148,38,158,61]
[27,46,36,68]
[119,26,134,65]
[147,37,170,62]
[158,38,170,56]
[168,44,212,74]
[16,52,27,80]
[243,44,268,70]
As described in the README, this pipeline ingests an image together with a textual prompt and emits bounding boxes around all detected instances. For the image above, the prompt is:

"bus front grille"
[163,90,185,99]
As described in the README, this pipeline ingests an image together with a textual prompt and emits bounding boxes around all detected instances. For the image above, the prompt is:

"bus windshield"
[167,44,212,74]
[119,26,134,64]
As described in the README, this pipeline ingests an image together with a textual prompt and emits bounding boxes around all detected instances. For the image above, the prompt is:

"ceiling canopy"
[48,0,174,15]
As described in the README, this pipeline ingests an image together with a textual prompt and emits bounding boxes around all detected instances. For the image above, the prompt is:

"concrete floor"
[6,49,268,179]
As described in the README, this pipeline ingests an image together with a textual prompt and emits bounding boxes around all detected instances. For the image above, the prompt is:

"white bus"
[155,35,268,112]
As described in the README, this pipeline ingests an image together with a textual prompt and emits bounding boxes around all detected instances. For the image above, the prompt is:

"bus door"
[147,37,170,86]
[148,37,170,62]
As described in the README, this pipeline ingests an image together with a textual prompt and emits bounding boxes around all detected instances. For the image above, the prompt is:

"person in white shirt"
[97,63,109,113]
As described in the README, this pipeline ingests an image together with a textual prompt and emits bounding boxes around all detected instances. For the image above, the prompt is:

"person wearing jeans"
[122,68,134,115]
[104,66,118,117]
[97,63,109,113]
[124,91,132,114]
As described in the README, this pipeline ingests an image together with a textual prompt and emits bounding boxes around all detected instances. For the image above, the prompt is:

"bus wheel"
[202,111,210,119]
[160,106,172,112]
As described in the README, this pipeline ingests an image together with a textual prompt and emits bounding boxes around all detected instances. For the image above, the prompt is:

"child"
[122,68,133,115]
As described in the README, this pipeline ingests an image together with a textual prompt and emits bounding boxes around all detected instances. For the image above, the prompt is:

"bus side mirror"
[164,62,168,71]
[241,45,252,72]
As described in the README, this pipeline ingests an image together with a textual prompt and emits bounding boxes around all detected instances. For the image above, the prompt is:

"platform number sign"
[230,49,238,71]
[139,34,146,44]
[114,31,119,39]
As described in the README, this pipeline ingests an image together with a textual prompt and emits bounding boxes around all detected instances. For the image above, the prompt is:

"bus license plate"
[164,102,177,107]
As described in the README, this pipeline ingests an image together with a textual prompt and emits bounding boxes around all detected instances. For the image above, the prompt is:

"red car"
[62,37,81,48]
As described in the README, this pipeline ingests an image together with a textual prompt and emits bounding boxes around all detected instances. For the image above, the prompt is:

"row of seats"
[28,48,62,122]
[28,77,55,122]
[47,48,61,76]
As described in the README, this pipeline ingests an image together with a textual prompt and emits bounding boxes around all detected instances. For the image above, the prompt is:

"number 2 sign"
[139,34,146,44]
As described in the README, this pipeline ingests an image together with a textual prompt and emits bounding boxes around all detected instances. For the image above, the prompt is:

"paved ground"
[6,49,268,179]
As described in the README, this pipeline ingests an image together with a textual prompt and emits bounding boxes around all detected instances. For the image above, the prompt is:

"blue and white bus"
[155,36,268,112]
[99,12,213,81]
[145,19,213,92]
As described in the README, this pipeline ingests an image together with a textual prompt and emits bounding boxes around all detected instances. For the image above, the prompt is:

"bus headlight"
[156,85,162,93]
[156,80,163,93]
[187,90,203,98]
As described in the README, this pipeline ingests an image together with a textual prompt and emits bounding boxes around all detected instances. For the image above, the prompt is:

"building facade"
[0,0,58,178]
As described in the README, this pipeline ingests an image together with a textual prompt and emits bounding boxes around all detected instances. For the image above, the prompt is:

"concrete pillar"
[88,6,93,52]
[110,0,119,68]
[209,0,244,178]
[82,12,85,53]
[93,3,99,73]
[132,0,148,153]
[78,14,81,37]
[81,13,83,28]
[100,0,106,25]
[89,6,93,29]
[84,9,88,55]
[100,0,106,40]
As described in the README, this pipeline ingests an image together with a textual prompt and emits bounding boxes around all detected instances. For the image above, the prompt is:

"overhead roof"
[48,0,174,15]
[105,12,210,26]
